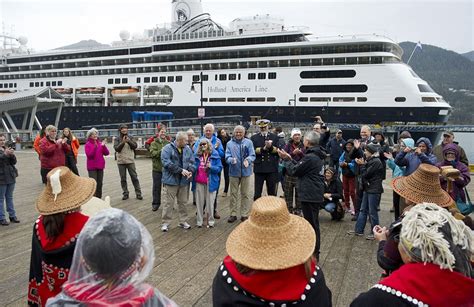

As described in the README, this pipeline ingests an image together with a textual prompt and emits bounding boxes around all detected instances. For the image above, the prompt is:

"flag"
[416,41,423,50]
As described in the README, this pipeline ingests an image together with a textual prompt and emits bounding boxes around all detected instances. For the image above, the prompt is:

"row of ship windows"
[298,96,441,103]
[3,54,399,74]
[0,83,17,88]
[202,97,438,102]
[29,80,63,87]
[200,97,371,103]
[0,56,399,81]
[201,97,277,103]
[107,76,183,84]
[5,41,399,65]
[299,97,368,102]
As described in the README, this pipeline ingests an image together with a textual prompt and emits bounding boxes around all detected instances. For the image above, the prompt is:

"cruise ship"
[0,0,451,130]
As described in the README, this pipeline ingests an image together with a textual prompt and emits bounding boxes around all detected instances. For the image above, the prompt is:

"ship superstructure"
[0,0,451,129]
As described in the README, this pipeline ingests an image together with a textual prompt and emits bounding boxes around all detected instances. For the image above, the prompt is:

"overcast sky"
[1,0,472,54]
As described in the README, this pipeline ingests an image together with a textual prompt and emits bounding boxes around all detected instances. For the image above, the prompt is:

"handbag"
[456,187,474,215]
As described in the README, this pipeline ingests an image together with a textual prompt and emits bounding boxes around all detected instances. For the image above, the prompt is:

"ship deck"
[1,146,472,306]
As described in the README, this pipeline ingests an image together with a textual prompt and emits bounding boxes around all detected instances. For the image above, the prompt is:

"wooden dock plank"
[1,147,471,306]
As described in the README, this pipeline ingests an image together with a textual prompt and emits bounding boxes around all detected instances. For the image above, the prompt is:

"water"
[449,132,474,163]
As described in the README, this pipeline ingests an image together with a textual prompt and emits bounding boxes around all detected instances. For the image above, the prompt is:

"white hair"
[86,128,98,139]
[176,131,188,141]
[233,125,245,134]
[361,125,371,132]
[196,138,212,155]
[186,128,195,136]
[304,131,320,146]
[45,125,57,133]
[204,123,215,132]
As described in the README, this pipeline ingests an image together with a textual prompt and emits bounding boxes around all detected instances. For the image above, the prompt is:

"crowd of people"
[0,117,472,306]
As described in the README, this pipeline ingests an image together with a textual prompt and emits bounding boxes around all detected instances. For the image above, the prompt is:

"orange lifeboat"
[55,88,73,94]
[111,88,140,98]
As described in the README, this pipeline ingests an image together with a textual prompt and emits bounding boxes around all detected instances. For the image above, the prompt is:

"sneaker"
[0,219,9,226]
[207,224,214,228]
[227,216,237,223]
[197,224,203,228]
[240,216,248,222]
[161,224,169,232]
[366,234,375,240]
[9,217,20,223]
[178,222,191,230]
[347,230,363,236]
[136,195,143,200]
[214,212,221,219]
[152,205,159,211]
[122,194,129,200]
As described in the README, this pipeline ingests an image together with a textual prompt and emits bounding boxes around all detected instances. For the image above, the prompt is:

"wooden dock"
[1,147,470,306]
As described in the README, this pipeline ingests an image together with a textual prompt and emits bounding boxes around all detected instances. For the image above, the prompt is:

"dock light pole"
[190,71,204,135]
[288,94,297,128]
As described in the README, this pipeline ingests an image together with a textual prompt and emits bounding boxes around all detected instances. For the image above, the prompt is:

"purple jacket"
[85,138,110,171]
[284,139,305,161]
[437,143,471,202]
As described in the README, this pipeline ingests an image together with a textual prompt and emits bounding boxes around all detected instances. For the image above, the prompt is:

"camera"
[6,141,15,149]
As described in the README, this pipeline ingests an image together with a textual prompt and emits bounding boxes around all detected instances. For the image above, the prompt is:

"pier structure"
[4,147,467,306]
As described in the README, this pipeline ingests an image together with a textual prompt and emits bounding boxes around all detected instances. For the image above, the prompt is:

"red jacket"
[39,137,70,169]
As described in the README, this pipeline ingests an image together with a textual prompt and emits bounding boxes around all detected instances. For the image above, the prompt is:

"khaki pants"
[229,176,252,217]
[195,183,217,226]
[161,184,190,224]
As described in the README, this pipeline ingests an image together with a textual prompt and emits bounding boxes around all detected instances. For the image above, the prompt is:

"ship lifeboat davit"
[76,87,105,100]
[55,88,73,94]
[55,88,73,98]
[111,88,140,98]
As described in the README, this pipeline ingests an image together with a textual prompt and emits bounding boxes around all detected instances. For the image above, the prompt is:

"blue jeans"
[324,202,336,213]
[355,192,380,234]
[0,183,16,220]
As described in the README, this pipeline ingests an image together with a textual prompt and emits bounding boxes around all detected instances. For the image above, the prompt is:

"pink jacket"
[85,138,110,171]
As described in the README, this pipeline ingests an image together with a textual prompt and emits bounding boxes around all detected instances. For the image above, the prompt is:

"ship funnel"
[171,0,203,25]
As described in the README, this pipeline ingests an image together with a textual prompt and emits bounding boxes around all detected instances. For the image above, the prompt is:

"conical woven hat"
[226,196,316,270]
[391,164,454,208]
[36,167,96,215]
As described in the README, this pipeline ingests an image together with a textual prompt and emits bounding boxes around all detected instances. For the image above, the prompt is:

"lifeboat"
[76,87,105,100]
[55,88,73,98]
[111,88,140,98]
[55,88,73,94]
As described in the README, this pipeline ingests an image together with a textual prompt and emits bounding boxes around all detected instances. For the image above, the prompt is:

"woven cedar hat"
[391,164,455,208]
[226,196,316,270]
[36,167,96,215]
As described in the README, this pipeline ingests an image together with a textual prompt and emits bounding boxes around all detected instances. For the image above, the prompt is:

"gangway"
[0,87,64,140]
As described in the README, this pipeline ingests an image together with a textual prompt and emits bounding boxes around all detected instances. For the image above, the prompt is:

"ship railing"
[308,33,396,43]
